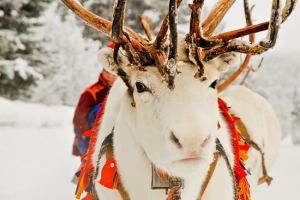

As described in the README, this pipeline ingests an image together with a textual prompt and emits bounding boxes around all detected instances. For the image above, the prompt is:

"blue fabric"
[88,103,101,128]
[76,131,90,155]
[75,103,101,155]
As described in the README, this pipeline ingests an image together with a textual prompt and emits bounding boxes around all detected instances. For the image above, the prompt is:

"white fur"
[90,45,281,200]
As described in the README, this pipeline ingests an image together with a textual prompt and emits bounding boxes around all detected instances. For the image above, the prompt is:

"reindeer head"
[62,0,297,177]
[99,38,238,176]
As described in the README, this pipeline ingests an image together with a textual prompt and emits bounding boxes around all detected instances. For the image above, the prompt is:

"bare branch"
[240,58,264,85]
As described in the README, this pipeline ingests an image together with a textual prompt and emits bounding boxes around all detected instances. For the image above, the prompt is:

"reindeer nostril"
[170,131,182,149]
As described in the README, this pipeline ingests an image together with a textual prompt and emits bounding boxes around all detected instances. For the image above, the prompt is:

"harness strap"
[244,138,273,186]
[198,152,221,199]
[117,184,130,200]
[236,119,273,186]
[216,139,238,200]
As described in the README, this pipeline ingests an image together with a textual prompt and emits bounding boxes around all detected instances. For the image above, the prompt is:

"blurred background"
[0,0,299,199]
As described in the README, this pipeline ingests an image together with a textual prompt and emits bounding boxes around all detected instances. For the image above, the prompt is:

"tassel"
[237,177,251,200]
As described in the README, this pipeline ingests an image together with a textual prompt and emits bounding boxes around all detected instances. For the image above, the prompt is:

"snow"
[0,98,78,200]
[0,97,72,128]
[254,143,300,200]
[0,97,299,199]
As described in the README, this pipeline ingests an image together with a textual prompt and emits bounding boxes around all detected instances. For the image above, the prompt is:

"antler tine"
[243,0,255,43]
[259,0,281,49]
[210,0,297,42]
[209,22,269,42]
[202,0,236,37]
[153,0,182,49]
[187,0,222,79]
[168,0,178,61]
[203,0,297,62]
[111,0,127,43]
[61,0,149,52]
[139,16,153,41]
[189,0,220,48]
[217,0,254,93]
[166,0,179,89]
[149,0,182,89]
[111,0,141,64]
[186,0,205,79]
[282,0,298,22]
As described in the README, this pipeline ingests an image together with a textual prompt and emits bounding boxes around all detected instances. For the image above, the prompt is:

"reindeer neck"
[113,121,166,199]
[112,118,233,200]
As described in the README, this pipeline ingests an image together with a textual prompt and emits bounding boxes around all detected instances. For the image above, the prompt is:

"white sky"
[204,0,300,54]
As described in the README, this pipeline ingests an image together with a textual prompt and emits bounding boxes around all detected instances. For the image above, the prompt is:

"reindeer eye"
[135,82,148,93]
[209,80,218,89]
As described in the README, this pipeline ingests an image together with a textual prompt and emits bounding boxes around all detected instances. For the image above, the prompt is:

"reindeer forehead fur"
[99,37,238,88]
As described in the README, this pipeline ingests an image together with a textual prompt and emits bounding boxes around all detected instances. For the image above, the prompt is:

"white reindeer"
[62,0,297,199]
[92,41,280,200]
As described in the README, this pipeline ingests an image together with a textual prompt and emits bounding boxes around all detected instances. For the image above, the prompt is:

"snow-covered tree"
[30,2,100,106]
[291,68,300,144]
[0,0,52,99]
[244,52,300,140]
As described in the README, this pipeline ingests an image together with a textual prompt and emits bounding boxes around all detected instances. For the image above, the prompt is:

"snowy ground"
[0,98,299,200]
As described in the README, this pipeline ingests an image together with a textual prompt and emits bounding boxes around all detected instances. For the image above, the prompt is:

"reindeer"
[62,0,297,199]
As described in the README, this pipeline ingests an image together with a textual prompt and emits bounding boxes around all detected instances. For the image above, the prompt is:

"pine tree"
[0,0,52,99]
[30,2,100,106]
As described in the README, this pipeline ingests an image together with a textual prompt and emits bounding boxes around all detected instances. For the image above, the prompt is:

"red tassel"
[99,159,119,189]
[218,98,251,200]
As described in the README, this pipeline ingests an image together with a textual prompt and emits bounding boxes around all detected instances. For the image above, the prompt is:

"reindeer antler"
[203,0,297,62]
[62,0,154,66]
[202,0,236,36]
[217,0,255,92]
[139,16,153,41]
[62,0,297,89]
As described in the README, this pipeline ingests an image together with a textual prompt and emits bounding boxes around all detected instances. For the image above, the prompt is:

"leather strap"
[198,152,221,199]
[236,119,273,186]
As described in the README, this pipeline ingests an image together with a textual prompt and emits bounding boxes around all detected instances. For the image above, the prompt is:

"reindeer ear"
[98,46,130,74]
[206,52,239,73]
